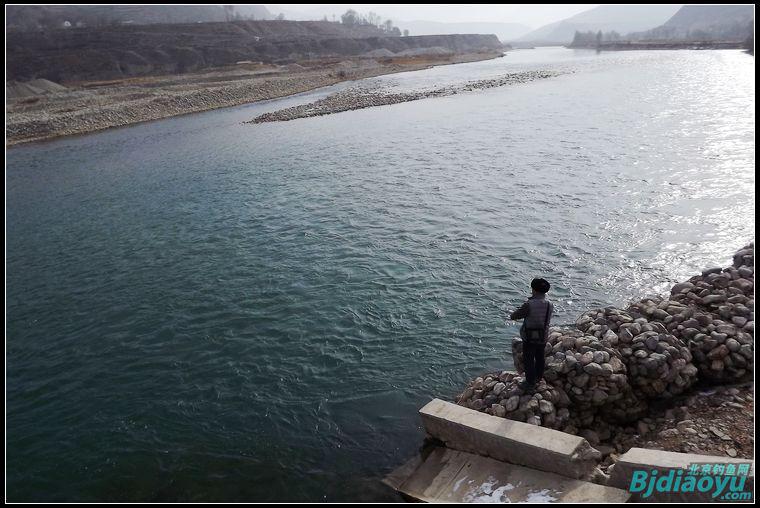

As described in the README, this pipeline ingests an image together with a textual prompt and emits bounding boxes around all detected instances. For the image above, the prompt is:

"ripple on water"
[5,48,755,501]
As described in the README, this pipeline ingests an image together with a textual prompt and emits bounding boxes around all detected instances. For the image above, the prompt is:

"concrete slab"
[381,453,425,492]
[608,448,754,502]
[388,446,631,503]
[419,398,601,479]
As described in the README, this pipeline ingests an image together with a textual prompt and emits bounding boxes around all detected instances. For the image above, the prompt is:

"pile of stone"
[578,306,698,399]
[508,329,647,427]
[455,370,572,430]
[688,321,753,382]
[6,79,68,99]
[455,243,754,442]
[457,329,648,433]
[626,296,751,382]
[668,267,753,329]
[575,306,631,346]
[621,329,697,398]
[541,329,630,408]
[732,243,754,269]
[624,244,754,383]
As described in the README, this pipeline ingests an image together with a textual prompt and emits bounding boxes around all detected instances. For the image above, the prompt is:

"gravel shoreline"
[6,52,502,147]
[246,70,563,124]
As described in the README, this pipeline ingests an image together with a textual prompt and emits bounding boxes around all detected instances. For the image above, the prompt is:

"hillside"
[6,20,501,83]
[5,5,274,31]
[515,4,682,44]
[630,5,754,41]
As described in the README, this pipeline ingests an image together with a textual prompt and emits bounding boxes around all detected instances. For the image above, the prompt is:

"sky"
[271,4,599,28]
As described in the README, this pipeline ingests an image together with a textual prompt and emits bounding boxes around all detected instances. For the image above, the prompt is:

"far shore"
[6,51,503,147]
[567,40,747,51]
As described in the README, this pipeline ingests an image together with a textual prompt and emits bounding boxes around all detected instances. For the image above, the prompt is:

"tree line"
[339,9,405,36]
[570,30,622,47]
[572,18,754,47]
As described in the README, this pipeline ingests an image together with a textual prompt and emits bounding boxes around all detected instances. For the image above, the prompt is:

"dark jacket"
[510,294,554,341]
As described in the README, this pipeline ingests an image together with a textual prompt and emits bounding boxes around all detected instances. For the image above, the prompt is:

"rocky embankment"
[6,52,500,146]
[456,243,754,472]
[247,70,562,123]
[6,69,345,145]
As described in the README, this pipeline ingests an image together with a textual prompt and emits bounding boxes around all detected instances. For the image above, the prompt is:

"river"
[6,47,755,501]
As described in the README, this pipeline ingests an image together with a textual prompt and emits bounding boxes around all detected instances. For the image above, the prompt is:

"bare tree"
[223,5,234,22]
[367,12,381,27]
[341,9,359,26]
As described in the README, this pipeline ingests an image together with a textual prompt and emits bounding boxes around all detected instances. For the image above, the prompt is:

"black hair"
[531,278,550,294]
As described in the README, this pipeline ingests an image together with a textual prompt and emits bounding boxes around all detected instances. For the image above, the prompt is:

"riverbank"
[5,51,502,146]
[456,243,755,477]
[568,41,746,51]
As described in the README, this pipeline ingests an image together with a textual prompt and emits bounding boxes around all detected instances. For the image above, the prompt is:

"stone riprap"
[455,370,572,430]
[247,70,563,124]
[7,52,502,146]
[578,306,698,399]
[543,329,631,408]
[637,244,755,382]
[456,243,754,453]
[627,296,753,383]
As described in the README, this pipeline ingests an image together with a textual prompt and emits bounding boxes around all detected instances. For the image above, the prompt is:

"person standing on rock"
[509,278,553,391]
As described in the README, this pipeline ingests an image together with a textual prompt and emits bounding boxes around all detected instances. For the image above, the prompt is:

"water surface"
[6,47,755,501]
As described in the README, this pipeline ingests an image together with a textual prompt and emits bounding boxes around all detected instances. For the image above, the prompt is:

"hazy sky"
[273,4,599,28]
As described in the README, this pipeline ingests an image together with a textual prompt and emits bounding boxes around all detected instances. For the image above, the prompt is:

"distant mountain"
[395,20,531,42]
[515,4,682,44]
[630,5,754,41]
[6,5,274,31]
[233,5,275,21]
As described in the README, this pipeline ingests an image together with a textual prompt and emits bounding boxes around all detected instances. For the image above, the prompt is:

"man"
[509,278,553,390]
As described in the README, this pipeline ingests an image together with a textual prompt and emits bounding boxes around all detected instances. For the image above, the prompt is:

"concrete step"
[384,446,631,503]
[608,447,754,502]
[419,398,601,479]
